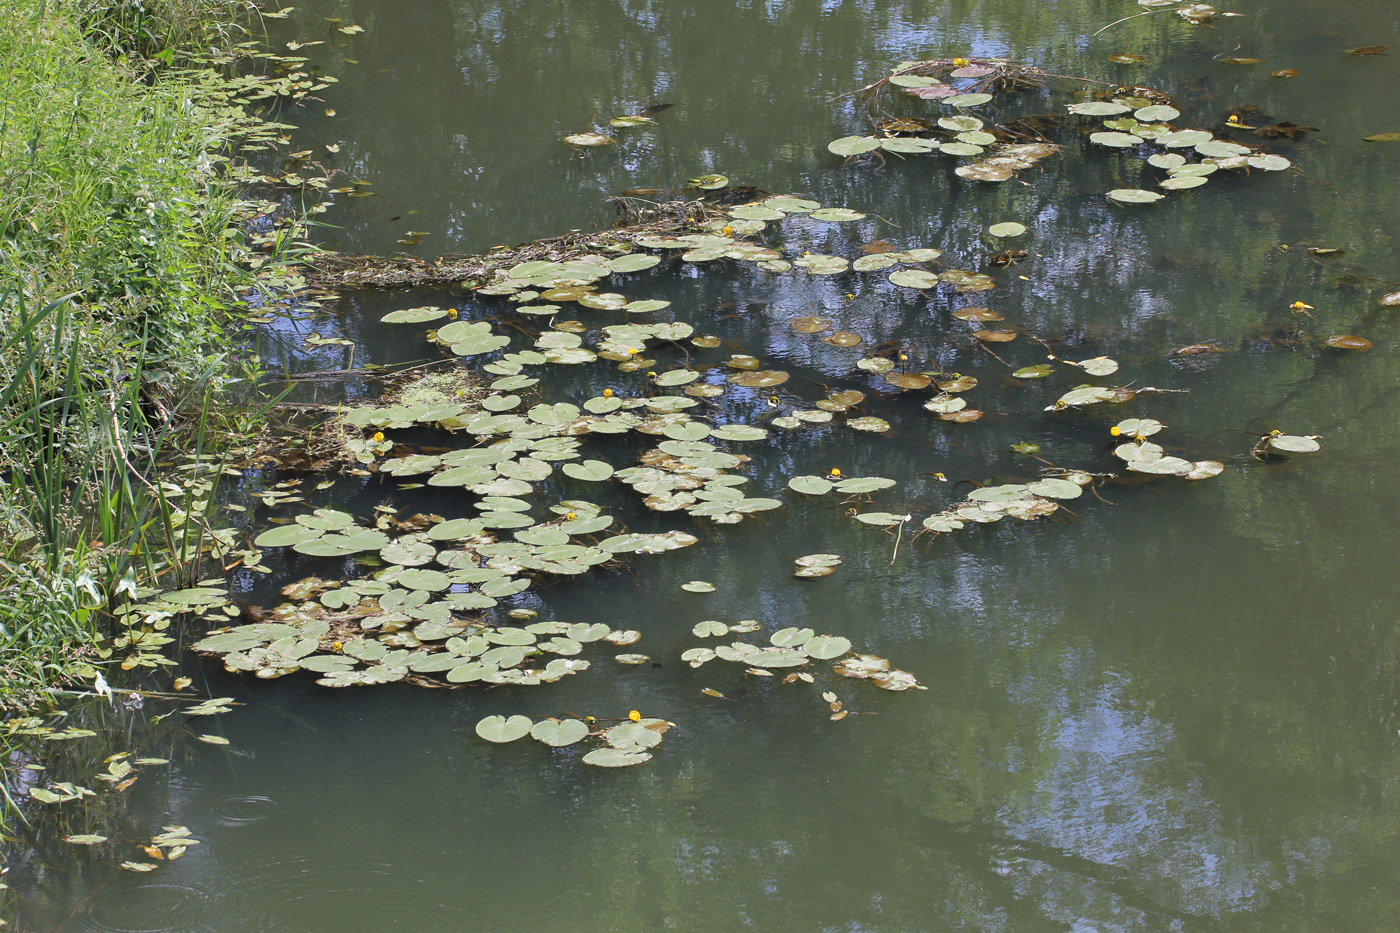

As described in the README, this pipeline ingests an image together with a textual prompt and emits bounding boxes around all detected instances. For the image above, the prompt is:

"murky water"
[12,0,1400,929]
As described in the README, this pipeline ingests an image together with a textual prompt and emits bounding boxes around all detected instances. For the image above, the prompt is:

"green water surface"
[12,0,1400,929]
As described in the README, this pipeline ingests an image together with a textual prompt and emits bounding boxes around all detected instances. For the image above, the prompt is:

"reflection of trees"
[18,0,1400,927]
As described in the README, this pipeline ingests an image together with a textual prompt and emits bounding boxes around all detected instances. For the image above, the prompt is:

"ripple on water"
[210,794,278,825]
[78,882,211,933]
[224,854,476,929]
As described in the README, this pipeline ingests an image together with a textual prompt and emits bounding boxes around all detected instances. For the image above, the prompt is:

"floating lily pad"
[988,222,1026,238]
[1107,188,1165,204]
[475,715,533,743]
[531,718,589,747]
[888,269,940,289]
[828,136,881,156]
[790,315,834,334]
[885,372,931,390]
[1066,102,1131,116]
[809,208,867,222]
[788,475,834,495]
[1091,131,1144,148]
[381,305,449,324]
[1267,434,1321,453]
[728,370,790,388]
[563,133,616,147]
[582,747,652,767]
[847,417,890,433]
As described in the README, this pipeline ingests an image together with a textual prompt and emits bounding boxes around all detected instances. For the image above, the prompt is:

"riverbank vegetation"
[0,0,269,712]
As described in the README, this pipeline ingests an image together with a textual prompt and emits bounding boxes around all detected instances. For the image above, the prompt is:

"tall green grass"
[0,0,261,710]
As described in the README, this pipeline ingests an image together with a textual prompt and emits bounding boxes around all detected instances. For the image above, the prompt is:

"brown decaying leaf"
[1344,46,1387,56]
[1254,122,1317,140]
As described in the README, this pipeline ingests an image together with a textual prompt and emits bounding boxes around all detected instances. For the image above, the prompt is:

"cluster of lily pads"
[618,441,780,523]
[682,620,923,692]
[824,55,1293,198]
[475,714,675,769]
[1065,98,1291,204]
[191,575,648,687]
[1105,417,1226,478]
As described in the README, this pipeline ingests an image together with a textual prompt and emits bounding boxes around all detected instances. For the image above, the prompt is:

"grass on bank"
[0,0,266,711]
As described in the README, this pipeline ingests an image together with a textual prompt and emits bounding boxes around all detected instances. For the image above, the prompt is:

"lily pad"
[943,92,993,107]
[530,718,589,747]
[476,715,534,743]
[1107,188,1164,204]
[988,222,1026,238]
[888,269,940,289]
[828,136,881,156]
[582,747,652,767]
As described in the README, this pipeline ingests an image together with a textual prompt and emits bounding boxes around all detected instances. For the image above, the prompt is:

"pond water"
[11,0,1400,929]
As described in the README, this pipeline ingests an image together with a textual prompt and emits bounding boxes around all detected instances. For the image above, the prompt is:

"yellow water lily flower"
[1110,426,1122,436]
[603,388,613,397]
[447,308,458,319]
[565,511,577,521]
[628,710,641,722]
[372,431,384,443]
[829,467,842,477]
[722,226,734,236]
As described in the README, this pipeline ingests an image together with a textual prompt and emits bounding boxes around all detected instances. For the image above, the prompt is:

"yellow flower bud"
[1110,426,1121,436]
[829,467,842,477]
[603,388,613,397]
[448,308,458,319]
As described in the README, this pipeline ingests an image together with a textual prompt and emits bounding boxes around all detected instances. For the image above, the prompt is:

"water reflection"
[14,0,1400,928]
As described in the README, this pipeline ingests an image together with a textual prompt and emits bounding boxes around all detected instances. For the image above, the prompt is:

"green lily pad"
[988,222,1026,237]
[788,475,834,495]
[253,524,321,548]
[1134,105,1180,121]
[1091,131,1144,147]
[530,718,589,747]
[381,305,449,324]
[808,208,867,222]
[475,715,533,743]
[1066,102,1131,116]
[582,747,652,767]
[803,635,852,660]
[1267,434,1320,453]
[828,135,881,156]
[1107,188,1164,204]
[943,92,993,107]
[562,459,615,481]
[888,269,940,288]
